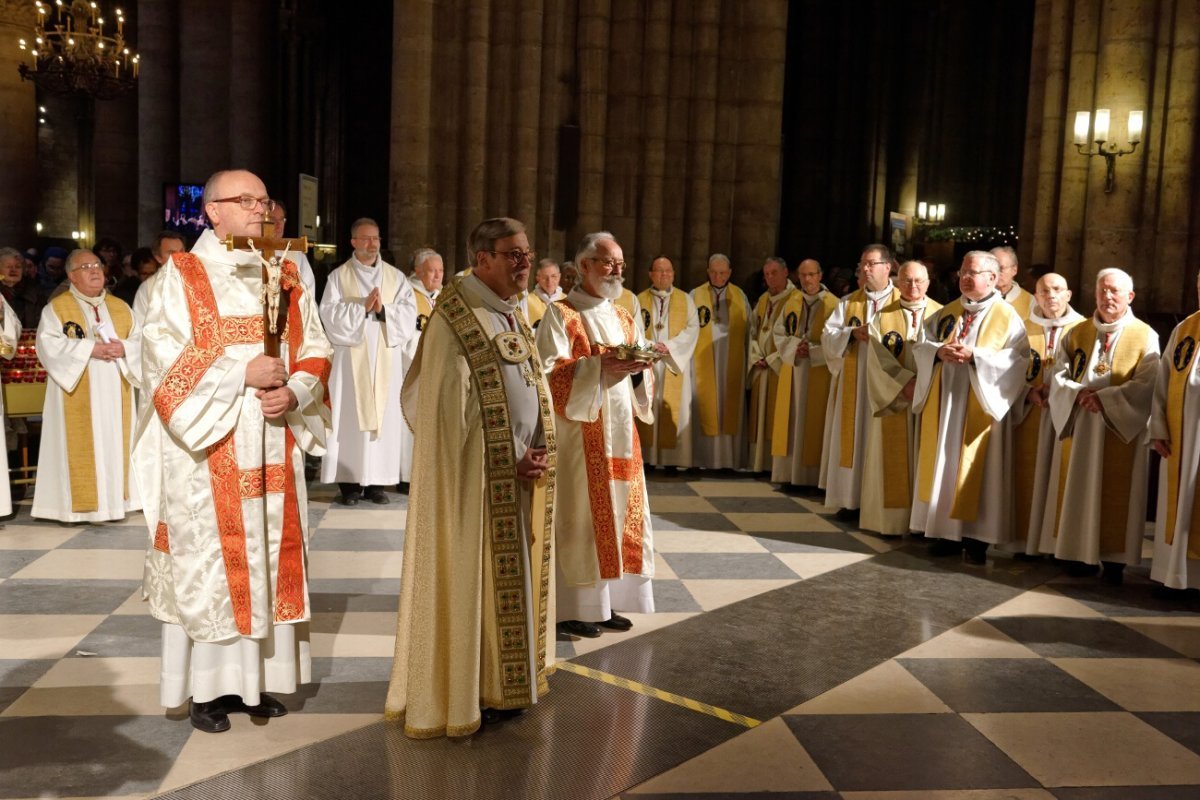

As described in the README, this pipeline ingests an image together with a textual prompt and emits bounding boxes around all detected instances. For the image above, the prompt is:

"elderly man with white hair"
[1043,267,1160,583]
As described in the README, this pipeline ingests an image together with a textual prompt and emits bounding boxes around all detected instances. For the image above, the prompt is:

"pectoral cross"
[223,221,309,357]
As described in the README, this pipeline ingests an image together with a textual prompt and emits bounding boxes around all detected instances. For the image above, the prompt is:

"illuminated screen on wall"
[163,183,208,241]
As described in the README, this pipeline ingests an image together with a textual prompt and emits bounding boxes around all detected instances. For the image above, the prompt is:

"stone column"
[0,0,37,247]
[389,0,434,260]
[683,0,720,282]
[138,0,181,245]
[179,0,233,181]
[229,0,273,178]
[575,0,610,236]
[458,0,490,246]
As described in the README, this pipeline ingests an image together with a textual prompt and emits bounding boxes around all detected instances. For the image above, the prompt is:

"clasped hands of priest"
[246,354,297,419]
[90,340,125,362]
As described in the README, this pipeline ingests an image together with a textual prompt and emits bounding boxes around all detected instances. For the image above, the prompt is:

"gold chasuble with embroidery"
[33,288,142,523]
[693,282,749,437]
[748,284,796,471]
[386,276,556,739]
[135,230,333,691]
[1045,314,1159,564]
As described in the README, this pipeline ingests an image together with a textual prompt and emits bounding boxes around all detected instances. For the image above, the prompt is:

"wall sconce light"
[1074,108,1142,193]
[917,202,946,223]
[34,222,42,233]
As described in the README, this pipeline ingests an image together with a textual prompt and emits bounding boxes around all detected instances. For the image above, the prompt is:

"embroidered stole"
[1163,312,1200,558]
[873,298,941,508]
[637,289,688,449]
[771,291,836,463]
[340,264,397,434]
[1055,319,1151,552]
[693,283,747,437]
[838,287,899,468]
[50,291,133,512]
[434,279,556,706]
[749,289,791,445]
[551,301,647,579]
[414,290,433,333]
[916,299,1013,521]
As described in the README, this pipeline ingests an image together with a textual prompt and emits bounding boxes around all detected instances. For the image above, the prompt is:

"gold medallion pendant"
[1093,361,1110,376]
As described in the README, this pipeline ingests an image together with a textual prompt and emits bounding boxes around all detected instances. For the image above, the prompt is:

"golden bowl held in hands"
[614,343,664,363]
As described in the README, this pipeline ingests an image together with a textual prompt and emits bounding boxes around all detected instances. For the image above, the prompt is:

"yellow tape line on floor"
[552,661,762,728]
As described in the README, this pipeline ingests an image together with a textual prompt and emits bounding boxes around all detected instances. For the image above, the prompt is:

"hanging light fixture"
[17,1,140,101]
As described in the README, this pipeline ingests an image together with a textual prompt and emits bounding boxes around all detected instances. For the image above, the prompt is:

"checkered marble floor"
[3,472,1200,799]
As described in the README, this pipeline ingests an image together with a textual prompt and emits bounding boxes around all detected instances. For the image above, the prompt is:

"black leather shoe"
[834,507,860,522]
[338,483,362,506]
[364,486,390,505]
[189,699,231,733]
[1101,562,1125,586]
[1064,560,1100,577]
[238,693,288,718]
[558,619,602,638]
[480,707,524,726]
[597,613,633,631]
[927,538,964,557]
[963,539,989,565]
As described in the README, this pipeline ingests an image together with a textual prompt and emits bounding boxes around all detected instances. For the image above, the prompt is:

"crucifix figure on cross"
[223,221,309,357]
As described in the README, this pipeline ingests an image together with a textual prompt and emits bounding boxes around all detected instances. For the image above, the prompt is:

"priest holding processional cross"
[135,169,333,735]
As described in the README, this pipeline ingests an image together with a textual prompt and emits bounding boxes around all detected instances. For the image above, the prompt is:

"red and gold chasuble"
[548,301,649,579]
[153,252,330,634]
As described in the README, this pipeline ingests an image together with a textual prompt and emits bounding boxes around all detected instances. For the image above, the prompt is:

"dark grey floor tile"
[1136,712,1200,756]
[660,552,799,580]
[751,531,877,554]
[783,713,1037,791]
[648,579,702,613]
[899,658,1121,712]
[0,579,139,614]
[653,512,742,532]
[0,715,192,797]
[309,657,395,684]
[287,680,389,713]
[642,480,702,496]
[307,578,401,596]
[0,550,42,578]
[154,672,740,800]
[308,530,404,550]
[0,686,23,714]
[1052,579,1200,617]
[308,592,400,613]
[59,527,147,549]
[0,658,55,688]
[1052,788,1200,799]
[69,613,163,657]
[984,616,1184,658]
[707,496,809,514]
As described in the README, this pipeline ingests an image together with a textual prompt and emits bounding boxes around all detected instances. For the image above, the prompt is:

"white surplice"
[770,287,836,485]
[747,283,794,472]
[537,287,656,622]
[909,292,1029,544]
[319,257,417,486]
[819,283,898,509]
[640,287,699,468]
[691,283,752,470]
[0,298,20,516]
[33,287,142,522]
[134,229,332,707]
[1042,311,1159,565]
[1151,313,1200,589]
[399,274,439,482]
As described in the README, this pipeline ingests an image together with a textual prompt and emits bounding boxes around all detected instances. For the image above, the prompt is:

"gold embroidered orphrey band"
[435,279,556,709]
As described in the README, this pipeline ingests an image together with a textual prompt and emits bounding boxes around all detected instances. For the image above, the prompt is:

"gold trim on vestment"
[1059,318,1150,552]
[1165,312,1200,557]
[49,291,132,513]
[434,280,556,709]
[916,299,1014,521]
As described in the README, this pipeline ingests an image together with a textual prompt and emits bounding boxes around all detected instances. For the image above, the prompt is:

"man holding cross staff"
[134,169,333,734]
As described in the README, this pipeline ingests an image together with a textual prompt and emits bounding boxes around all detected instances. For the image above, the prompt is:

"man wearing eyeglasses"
[32,247,141,524]
[858,261,942,536]
[135,168,333,734]
[388,217,555,738]
[537,231,661,640]
[637,256,700,469]
[319,217,417,506]
[910,251,1028,564]
[819,245,900,520]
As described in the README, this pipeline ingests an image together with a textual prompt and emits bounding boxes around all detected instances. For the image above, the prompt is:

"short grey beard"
[597,276,623,300]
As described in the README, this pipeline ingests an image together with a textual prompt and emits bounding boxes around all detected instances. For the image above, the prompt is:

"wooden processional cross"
[223,221,309,357]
